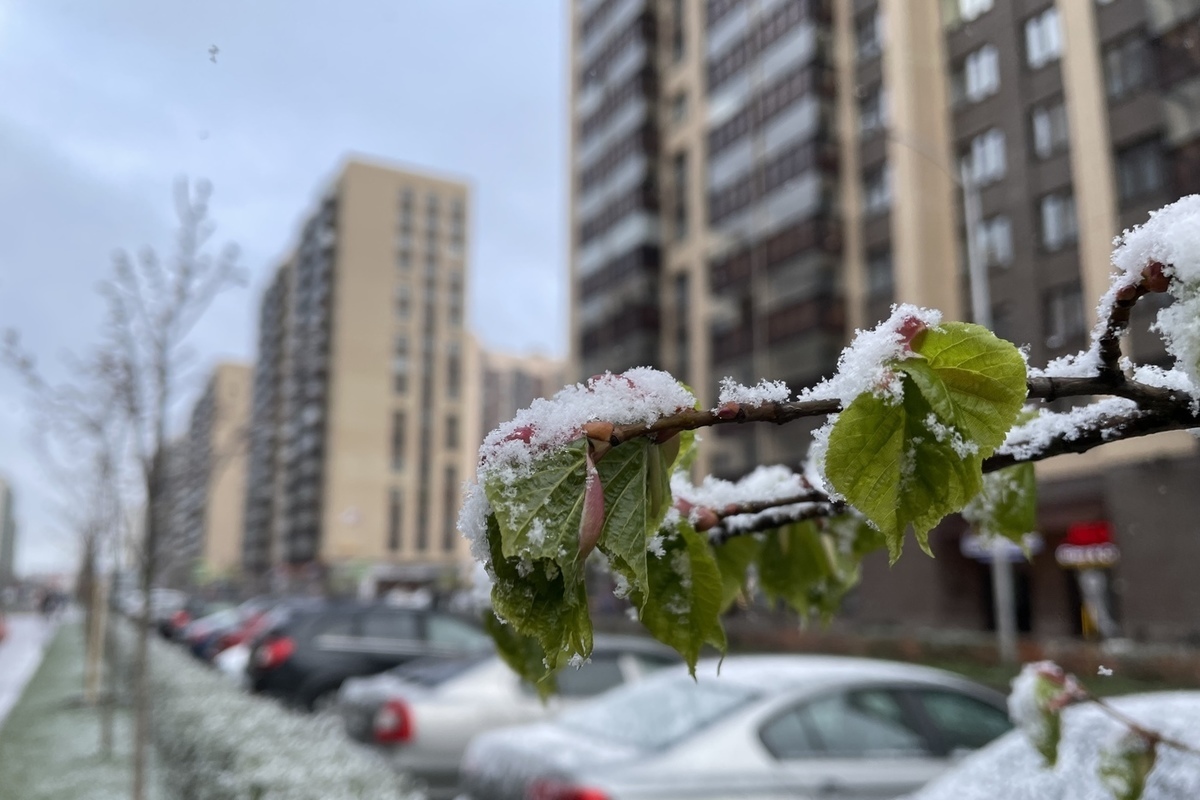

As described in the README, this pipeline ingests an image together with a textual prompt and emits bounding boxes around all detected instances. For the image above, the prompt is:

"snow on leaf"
[962,462,1037,550]
[1098,730,1157,800]
[630,521,726,675]
[1009,661,1085,768]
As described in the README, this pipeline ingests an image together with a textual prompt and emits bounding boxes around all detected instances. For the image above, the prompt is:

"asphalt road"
[0,613,53,728]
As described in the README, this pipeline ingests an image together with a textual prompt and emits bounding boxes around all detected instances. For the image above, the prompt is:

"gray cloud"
[0,0,567,573]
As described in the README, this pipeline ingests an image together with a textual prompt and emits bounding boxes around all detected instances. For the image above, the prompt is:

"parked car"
[458,655,1014,800]
[181,605,241,659]
[338,635,680,800]
[247,603,491,711]
[905,691,1200,800]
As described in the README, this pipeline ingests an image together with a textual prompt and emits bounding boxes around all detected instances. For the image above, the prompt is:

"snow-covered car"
[337,635,679,799]
[905,692,1200,800]
[457,655,1013,800]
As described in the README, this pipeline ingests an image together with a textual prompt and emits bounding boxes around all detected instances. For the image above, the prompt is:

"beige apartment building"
[480,350,569,437]
[243,158,482,591]
[177,362,252,581]
[570,0,1200,641]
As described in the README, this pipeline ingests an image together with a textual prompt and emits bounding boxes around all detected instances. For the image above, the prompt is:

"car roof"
[674,654,989,692]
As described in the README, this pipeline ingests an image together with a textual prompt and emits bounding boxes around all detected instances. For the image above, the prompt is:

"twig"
[708,501,847,544]
[1089,694,1200,757]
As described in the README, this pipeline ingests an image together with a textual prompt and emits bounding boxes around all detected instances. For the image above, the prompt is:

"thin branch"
[983,407,1200,473]
[708,501,847,544]
[609,398,842,445]
[1088,694,1200,757]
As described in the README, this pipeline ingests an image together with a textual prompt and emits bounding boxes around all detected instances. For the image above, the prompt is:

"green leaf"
[907,321,1027,455]
[1099,733,1157,800]
[483,437,590,589]
[963,463,1037,550]
[712,536,760,611]
[631,521,726,674]
[827,323,1026,561]
[482,609,559,698]
[757,522,861,621]
[596,437,684,610]
[485,513,592,682]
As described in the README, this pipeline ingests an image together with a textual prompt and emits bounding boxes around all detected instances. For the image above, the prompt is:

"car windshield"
[557,675,757,751]
[390,655,492,687]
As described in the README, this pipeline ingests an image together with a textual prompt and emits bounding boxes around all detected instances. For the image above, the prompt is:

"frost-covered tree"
[464,198,1200,798]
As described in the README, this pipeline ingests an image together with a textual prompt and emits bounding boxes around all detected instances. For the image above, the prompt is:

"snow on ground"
[0,614,55,729]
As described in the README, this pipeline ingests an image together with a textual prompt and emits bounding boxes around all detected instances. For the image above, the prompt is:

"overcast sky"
[0,1,568,574]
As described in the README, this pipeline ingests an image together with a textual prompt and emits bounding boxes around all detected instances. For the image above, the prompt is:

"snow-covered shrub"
[118,625,417,800]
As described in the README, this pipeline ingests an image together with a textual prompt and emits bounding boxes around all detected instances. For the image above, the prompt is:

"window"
[671,91,689,125]
[866,249,893,298]
[960,0,993,23]
[1044,283,1086,347]
[863,165,891,216]
[391,411,406,469]
[859,85,888,136]
[1040,191,1077,251]
[977,215,1013,268]
[856,11,882,61]
[761,690,930,760]
[671,0,685,62]
[449,198,465,251]
[397,249,411,271]
[673,151,689,241]
[443,465,458,551]
[425,250,438,278]
[1025,8,1062,69]
[425,192,440,233]
[361,610,419,640]
[1105,36,1151,100]
[426,616,489,649]
[954,45,999,106]
[393,336,410,393]
[1031,99,1069,159]
[448,273,463,327]
[395,283,411,320]
[965,128,1006,186]
[446,342,461,399]
[911,691,1012,752]
[558,656,625,697]
[1117,139,1165,201]
[387,488,402,550]
[445,414,458,449]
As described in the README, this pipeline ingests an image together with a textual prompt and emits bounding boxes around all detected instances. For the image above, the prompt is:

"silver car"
[457,655,1013,800]
[337,635,679,799]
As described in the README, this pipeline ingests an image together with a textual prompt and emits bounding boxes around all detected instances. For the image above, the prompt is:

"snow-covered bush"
[118,627,416,800]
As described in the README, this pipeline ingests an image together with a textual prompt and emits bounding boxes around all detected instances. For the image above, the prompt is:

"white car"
[336,635,679,799]
[907,692,1200,800]
[458,655,1013,800]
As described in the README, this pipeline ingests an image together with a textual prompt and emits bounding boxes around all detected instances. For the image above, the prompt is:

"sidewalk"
[0,619,164,799]
[0,613,54,728]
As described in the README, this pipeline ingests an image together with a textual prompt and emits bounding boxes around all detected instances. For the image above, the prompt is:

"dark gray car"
[457,655,1013,800]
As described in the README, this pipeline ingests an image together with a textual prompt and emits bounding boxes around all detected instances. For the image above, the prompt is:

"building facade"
[568,0,1200,641]
[480,350,569,438]
[243,158,481,591]
[0,476,16,591]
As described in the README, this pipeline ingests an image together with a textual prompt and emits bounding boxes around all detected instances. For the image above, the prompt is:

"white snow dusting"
[1098,665,1114,677]
[997,398,1141,462]
[800,303,942,406]
[671,465,809,511]
[716,376,791,408]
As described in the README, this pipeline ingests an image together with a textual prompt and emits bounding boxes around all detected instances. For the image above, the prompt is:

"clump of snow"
[1111,194,1200,285]
[567,653,591,668]
[1153,292,1200,393]
[997,398,1141,461]
[671,465,809,511]
[716,377,791,408]
[800,303,942,406]
[1130,363,1200,401]
[1098,665,1114,677]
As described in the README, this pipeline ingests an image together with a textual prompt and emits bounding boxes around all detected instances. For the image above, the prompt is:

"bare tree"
[95,178,243,800]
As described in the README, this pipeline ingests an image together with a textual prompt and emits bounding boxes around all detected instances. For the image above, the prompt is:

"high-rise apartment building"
[569,0,1200,641]
[243,158,480,590]
[480,350,569,437]
[0,476,16,590]
[178,362,252,581]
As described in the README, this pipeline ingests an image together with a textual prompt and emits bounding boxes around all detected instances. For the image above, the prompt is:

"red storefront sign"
[1056,521,1120,568]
